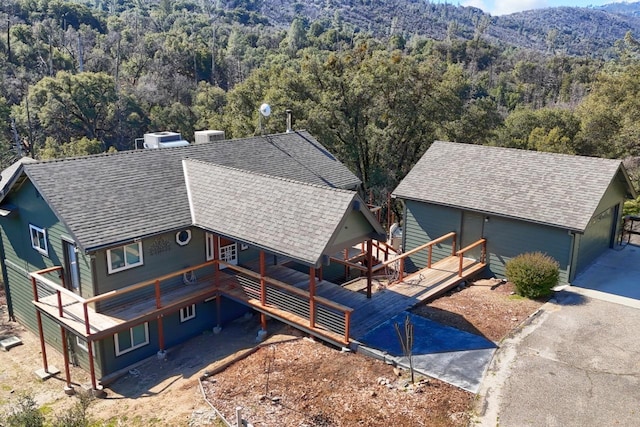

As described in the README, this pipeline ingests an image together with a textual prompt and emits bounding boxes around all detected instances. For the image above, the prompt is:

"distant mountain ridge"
[595,1,640,17]
[257,0,640,57]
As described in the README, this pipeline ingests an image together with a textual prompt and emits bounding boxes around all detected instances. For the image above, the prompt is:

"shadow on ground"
[103,315,291,400]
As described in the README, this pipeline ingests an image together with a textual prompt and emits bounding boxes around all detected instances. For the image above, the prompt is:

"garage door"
[576,207,615,275]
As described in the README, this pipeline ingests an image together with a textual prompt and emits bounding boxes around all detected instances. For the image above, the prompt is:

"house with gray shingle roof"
[393,141,636,283]
[0,131,385,388]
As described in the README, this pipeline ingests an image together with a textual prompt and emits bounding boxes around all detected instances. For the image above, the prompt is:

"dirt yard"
[0,279,545,426]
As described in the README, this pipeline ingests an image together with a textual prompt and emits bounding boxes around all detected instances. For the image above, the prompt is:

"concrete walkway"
[474,291,640,426]
[355,312,496,392]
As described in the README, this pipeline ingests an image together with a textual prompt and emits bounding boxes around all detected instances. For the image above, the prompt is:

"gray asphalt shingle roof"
[22,131,361,252]
[0,157,36,201]
[393,141,634,232]
[183,159,371,266]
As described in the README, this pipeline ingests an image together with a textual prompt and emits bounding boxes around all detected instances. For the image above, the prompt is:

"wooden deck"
[33,253,485,348]
[34,274,232,340]
[240,255,485,340]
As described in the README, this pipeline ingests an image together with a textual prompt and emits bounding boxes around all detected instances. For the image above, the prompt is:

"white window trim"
[114,323,149,356]
[29,224,48,256]
[205,233,215,261]
[76,336,88,351]
[180,304,196,322]
[176,229,192,246]
[107,241,144,274]
[75,336,96,353]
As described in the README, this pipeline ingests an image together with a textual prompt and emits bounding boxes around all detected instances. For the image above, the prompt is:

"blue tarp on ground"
[359,312,496,356]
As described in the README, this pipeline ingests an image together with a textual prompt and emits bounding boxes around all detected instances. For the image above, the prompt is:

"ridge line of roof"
[23,130,315,165]
[432,140,624,164]
[182,158,357,195]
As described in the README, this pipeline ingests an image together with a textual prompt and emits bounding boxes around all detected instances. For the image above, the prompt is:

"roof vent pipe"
[286,109,293,133]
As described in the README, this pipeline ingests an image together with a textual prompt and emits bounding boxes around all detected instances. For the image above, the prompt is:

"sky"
[456,0,617,16]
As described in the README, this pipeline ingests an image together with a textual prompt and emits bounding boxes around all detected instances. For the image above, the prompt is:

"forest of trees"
[1,0,640,206]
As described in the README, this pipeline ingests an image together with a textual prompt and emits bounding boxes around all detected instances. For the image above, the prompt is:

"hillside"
[258,0,640,57]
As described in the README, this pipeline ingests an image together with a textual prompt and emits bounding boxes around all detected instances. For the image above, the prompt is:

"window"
[205,233,215,261]
[29,224,48,256]
[180,304,196,322]
[175,229,192,246]
[76,336,95,353]
[115,323,149,356]
[76,335,88,351]
[107,242,143,274]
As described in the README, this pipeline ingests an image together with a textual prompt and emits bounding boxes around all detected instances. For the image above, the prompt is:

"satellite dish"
[259,103,271,117]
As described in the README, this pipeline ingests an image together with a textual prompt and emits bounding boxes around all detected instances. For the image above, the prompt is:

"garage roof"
[393,141,636,232]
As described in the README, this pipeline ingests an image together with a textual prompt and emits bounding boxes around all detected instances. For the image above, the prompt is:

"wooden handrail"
[456,238,487,277]
[85,259,218,304]
[29,270,85,303]
[328,256,368,272]
[222,262,353,314]
[455,238,487,257]
[399,231,456,259]
[33,265,64,275]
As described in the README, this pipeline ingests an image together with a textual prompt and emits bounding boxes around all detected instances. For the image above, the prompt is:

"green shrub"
[3,393,44,427]
[505,252,559,298]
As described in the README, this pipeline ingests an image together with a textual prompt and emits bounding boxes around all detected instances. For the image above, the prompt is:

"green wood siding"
[483,216,572,283]
[574,207,615,278]
[403,201,460,272]
[570,177,628,280]
[328,210,374,251]
[92,228,215,311]
[402,200,572,283]
[0,180,92,333]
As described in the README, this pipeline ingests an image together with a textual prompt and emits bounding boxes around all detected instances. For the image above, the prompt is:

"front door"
[205,233,238,269]
[460,211,484,261]
[218,237,238,269]
[62,239,81,293]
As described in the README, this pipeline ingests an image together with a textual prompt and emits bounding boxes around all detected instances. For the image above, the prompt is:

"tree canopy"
[1,0,639,201]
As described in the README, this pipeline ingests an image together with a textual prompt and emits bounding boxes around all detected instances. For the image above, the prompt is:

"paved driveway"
[572,244,640,302]
[475,291,640,427]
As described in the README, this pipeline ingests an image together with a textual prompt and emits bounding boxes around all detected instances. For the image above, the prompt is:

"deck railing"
[455,238,487,277]
[330,233,487,284]
[221,262,353,344]
[372,231,458,283]
[30,260,219,337]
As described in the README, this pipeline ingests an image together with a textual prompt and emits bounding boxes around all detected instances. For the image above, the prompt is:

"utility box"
[194,130,225,144]
[143,132,189,149]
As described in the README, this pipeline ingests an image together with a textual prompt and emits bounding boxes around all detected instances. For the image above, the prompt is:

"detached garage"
[392,142,637,283]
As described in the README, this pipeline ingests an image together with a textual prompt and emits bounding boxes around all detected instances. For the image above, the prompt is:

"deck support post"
[87,336,98,391]
[259,251,266,306]
[60,327,73,392]
[157,316,165,353]
[366,239,373,299]
[343,248,349,279]
[154,280,161,308]
[57,291,63,317]
[259,251,268,332]
[213,235,220,285]
[260,313,267,331]
[216,294,222,328]
[309,267,316,329]
[31,276,50,373]
[36,311,49,373]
